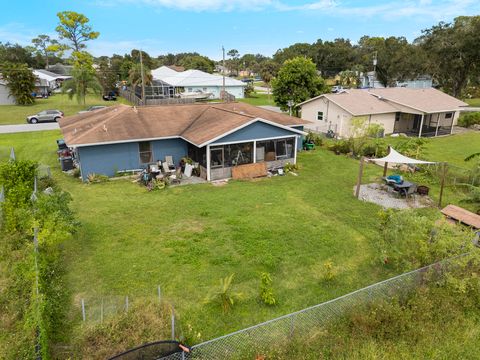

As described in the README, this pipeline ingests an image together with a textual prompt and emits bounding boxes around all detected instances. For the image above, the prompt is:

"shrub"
[378,209,474,271]
[283,162,298,173]
[458,112,480,128]
[328,140,351,155]
[322,260,337,281]
[204,274,242,314]
[305,131,323,146]
[87,173,109,183]
[259,272,276,306]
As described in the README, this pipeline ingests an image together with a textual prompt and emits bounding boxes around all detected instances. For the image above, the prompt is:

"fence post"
[171,305,175,340]
[438,162,448,208]
[81,299,85,322]
[158,285,161,303]
[125,296,129,313]
[289,316,294,339]
[101,299,104,323]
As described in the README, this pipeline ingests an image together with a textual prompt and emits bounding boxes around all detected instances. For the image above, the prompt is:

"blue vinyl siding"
[212,122,299,144]
[291,125,305,150]
[78,138,188,180]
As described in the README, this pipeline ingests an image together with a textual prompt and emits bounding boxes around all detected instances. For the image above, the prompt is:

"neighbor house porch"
[392,111,456,137]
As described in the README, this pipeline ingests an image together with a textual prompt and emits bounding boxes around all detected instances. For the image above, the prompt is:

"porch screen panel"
[225,142,253,166]
[211,147,224,168]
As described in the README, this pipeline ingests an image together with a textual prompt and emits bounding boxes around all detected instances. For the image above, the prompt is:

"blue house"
[59,103,308,181]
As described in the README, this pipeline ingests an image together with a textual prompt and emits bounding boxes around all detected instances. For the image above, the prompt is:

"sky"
[0,0,479,60]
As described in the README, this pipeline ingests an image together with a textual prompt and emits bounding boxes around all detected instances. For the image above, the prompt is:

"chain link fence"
[157,255,467,360]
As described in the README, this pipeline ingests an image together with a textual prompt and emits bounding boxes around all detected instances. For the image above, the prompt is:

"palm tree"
[62,67,102,105]
[128,64,153,90]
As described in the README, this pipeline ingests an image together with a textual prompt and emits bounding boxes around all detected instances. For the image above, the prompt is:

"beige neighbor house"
[299,88,469,138]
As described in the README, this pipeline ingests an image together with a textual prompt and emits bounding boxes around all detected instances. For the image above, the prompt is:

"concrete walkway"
[258,105,282,113]
[0,123,59,134]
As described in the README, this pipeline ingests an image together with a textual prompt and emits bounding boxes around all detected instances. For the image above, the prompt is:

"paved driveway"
[0,123,60,134]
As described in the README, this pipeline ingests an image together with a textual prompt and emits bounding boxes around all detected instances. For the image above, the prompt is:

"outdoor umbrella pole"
[383,162,388,177]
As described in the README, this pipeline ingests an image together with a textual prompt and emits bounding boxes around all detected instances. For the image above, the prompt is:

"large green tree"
[1,62,36,105]
[179,55,215,73]
[62,52,101,104]
[31,35,66,69]
[357,36,425,87]
[55,11,99,52]
[96,57,118,95]
[259,60,280,96]
[416,16,480,97]
[272,57,327,114]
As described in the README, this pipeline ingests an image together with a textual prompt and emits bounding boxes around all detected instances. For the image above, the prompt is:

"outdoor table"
[393,181,414,197]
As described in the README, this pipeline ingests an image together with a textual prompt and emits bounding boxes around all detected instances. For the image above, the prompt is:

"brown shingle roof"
[59,102,308,147]
[368,87,468,113]
[299,88,469,116]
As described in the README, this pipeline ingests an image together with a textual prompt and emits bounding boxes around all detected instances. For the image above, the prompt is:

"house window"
[211,147,224,168]
[445,112,453,119]
[317,111,324,121]
[139,141,153,164]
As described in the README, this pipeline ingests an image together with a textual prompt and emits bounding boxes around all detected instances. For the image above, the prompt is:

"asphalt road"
[0,123,60,134]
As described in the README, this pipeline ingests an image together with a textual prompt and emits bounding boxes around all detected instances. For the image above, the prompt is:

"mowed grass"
[0,130,392,343]
[464,98,480,107]
[238,92,276,107]
[387,132,480,168]
[0,94,131,125]
[1,130,477,347]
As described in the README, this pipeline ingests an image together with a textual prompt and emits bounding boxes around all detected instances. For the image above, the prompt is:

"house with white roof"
[33,69,72,92]
[299,88,469,138]
[151,66,246,99]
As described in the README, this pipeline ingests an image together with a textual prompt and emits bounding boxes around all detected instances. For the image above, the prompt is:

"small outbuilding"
[59,102,308,181]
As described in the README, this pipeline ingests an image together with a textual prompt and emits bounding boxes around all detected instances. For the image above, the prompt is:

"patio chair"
[405,183,417,199]
[162,161,174,175]
[165,156,175,170]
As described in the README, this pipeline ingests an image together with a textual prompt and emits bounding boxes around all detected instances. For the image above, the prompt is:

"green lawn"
[238,92,277,107]
[0,94,131,125]
[0,130,478,355]
[0,129,394,345]
[465,98,480,107]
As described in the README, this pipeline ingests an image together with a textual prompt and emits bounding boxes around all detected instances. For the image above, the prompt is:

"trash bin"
[60,156,74,171]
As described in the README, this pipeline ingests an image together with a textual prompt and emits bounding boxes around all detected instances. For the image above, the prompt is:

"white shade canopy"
[372,147,436,165]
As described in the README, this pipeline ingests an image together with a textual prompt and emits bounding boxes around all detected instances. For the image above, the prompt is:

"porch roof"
[59,102,309,148]
[368,88,468,113]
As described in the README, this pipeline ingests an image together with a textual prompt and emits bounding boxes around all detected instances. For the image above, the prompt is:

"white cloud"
[92,0,478,16]
[332,0,480,20]
[114,0,274,11]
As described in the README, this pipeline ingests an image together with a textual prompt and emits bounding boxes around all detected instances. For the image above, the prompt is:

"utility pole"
[222,46,226,102]
[372,51,378,89]
[139,49,146,106]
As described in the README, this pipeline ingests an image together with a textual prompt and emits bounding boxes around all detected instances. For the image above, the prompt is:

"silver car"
[27,110,64,124]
